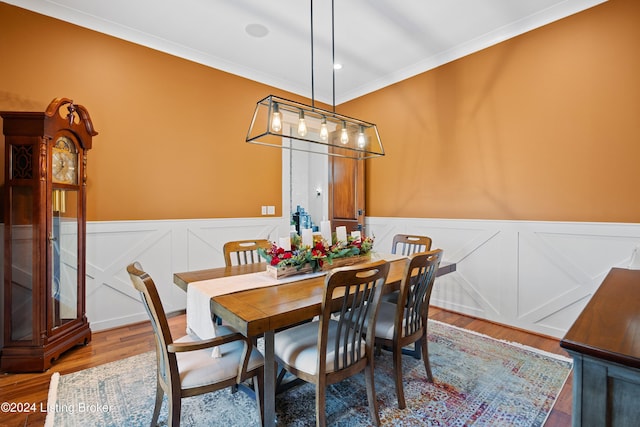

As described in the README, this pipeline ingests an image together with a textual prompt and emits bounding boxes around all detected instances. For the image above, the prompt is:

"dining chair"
[126,262,265,427]
[382,233,433,305]
[391,234,432,256]
[273,260,390,427]
[223,239,271,266]
[372,249,443,409]
[220,239,271,327]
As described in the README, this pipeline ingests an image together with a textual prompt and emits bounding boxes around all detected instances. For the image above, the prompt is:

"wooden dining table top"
[173,257,456,338]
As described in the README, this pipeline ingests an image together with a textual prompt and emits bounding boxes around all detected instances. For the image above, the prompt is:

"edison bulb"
[271,104,282,132]
[320,117,329,141]
[298,111,307,136]
[340,122,349,144]
[357,126,366,148]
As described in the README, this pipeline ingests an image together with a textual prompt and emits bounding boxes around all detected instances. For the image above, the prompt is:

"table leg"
[264,330,276,426]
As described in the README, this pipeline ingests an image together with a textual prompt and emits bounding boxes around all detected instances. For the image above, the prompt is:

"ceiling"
[5,0,606,105]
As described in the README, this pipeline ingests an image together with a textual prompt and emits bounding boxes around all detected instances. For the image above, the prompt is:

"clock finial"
[66,100,76,125]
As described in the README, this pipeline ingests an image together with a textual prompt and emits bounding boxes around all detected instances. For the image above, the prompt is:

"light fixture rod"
[310,0,315,108]
[332,0,336,113]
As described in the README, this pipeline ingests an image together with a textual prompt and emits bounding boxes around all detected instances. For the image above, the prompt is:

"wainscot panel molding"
[84,217,288,332]
[366,217,640,338]
[6,218,639,339]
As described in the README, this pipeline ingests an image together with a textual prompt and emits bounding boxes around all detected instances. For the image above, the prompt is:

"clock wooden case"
[1,98,97,372]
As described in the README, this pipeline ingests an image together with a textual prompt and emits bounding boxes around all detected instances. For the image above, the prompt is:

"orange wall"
[2,0,639,223]
[343,0,640,222]
[0,3,298,221]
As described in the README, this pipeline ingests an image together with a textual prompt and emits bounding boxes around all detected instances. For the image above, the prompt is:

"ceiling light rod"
[245,0,384,160]
[310,0,315,109]
[331,0,336,113]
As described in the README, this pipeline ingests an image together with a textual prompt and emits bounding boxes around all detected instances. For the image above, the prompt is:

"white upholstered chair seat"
[175,325,264,389]
[371,301,408,340]
[274,320,366,375]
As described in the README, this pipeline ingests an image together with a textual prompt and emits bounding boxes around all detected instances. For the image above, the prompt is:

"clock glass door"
[9,185,35,341]
[50,188,79,329]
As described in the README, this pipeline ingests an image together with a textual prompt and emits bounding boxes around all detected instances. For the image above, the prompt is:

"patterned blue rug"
[46,320,571,426]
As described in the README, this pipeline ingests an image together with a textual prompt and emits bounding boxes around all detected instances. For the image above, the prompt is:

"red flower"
[270,257,280,266]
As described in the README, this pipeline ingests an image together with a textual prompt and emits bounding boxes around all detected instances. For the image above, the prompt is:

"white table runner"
[185,252,407,356]
[186,269,327,342]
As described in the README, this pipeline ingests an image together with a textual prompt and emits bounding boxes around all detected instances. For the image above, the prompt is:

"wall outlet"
[267,205,275,215]
[261,206,267,215]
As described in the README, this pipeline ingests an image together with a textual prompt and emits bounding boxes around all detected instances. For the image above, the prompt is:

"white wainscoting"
[85,217,288,331]
[4,217,639,340]
[0,218,285,350]
[366,217,640,338]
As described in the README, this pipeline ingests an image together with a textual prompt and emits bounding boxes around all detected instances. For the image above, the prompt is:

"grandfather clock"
[1,98,97,372]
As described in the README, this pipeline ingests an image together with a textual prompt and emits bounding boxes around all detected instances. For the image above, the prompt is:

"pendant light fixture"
[246,0,384,160]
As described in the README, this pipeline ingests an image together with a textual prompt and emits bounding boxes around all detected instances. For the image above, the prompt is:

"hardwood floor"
[0,308,573,426]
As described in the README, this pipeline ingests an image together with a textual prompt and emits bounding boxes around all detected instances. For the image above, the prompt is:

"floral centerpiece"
[259,233,374,278]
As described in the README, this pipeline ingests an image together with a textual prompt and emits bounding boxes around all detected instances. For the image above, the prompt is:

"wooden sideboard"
[560,268,640,427]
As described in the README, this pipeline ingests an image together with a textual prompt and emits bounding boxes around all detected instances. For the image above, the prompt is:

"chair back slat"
[224,239,271,266]
[322,261,389,372]
[399,250,443,339]
[391,234,432,256]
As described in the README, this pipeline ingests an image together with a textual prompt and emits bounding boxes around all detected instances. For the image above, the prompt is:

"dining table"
[173,253,456,427]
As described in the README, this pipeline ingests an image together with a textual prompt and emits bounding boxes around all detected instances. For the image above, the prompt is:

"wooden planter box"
[266,254,371,279]
[266,264,314,279]
[323,253,371,270]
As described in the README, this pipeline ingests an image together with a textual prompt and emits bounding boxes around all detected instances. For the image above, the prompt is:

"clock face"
[52,136,78,184]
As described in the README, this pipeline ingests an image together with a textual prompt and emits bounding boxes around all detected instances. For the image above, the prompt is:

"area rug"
[45,320,572,426]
